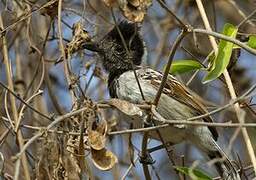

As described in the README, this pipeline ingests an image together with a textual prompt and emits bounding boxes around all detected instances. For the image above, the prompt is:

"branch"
[15,106,91,159]
[0,81,52,121]
[153,29,189,105]
[193,29,256,55]
[0,14,31,180]
[156,0,187,29]
[111,9,145,100]
[195,0,256,176]
[0,0,58,35]
[58,0,76,102]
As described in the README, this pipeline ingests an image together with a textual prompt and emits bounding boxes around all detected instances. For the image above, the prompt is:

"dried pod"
[65,22,92,57]
[88,118,108,150]
[91,148,118,171]
[102,0,152,22]
[119,0,152,22]
[103,0,118,7]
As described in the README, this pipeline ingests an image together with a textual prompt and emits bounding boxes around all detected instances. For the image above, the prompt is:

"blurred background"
[0,0,256,179]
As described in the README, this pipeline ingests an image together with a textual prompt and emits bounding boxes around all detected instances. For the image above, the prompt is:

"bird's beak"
[83,42,103,53]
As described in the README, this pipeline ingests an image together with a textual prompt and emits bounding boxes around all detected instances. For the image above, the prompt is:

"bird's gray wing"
[140,68,218,140]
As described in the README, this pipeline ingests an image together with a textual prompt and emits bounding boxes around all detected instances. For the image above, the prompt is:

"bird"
[83,21,240,179]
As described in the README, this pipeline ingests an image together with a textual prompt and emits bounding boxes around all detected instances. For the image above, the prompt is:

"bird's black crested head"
[97,21,145,75]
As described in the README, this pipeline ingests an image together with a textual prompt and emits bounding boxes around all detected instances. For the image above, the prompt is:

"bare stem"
[58,0,75,102]
[195,0,256,175]
[153,29,188,105]
[0,15,31,180]
[193,29,256,55]
[156,0,187,29]
[141,132,151,180]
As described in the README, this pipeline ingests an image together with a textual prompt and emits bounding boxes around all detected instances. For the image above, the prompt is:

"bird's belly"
[148,125,187,144]
[118,109,188,145]
[115,74,199,144]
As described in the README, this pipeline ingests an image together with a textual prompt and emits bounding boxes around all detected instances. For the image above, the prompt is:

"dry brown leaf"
[65,21,92,57]
[102,0,152,22]
[91,148,118,171]
[62,150,81,180]
[88,118,107,150]
[119,0,152,22]
[36,134,65,180]
[109,99,143,117]
[93,66,106,81]
[106,116,118,133]
[103,0,117,7]
[40,0,58,18]
[129,0,140,7]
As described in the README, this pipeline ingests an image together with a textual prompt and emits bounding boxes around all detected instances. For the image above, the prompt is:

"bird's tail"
[208,139,241,180]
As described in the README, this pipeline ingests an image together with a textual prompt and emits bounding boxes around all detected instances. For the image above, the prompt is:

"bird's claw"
[139,152,155,165]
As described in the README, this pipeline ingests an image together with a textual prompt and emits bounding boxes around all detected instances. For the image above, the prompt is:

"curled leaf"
[102,0,152,22]
[247,35,256,49]
[108,99,143,117]
[88,118,107,150]
[169,60,204,74]
[65,22,92,57]
[103,0,117,7]
[203,23,238,83]
[91,148,118,171]
[119,0,152,22]
[174,166,212,180]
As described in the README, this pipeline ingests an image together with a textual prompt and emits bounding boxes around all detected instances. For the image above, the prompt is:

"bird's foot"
[139,152,155,165]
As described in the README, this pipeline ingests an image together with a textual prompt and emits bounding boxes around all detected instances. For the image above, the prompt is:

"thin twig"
[15,106,91,158]
[121,155,139,180]
[3,84,255,139]
[0,0,58,35]
[193,29,256,55]
[109,119,256,136]
[186,51,213,86]
[195,0,256,176]
[153,29,188,105]
[111,9,145,100]
[156,0,187,29]
[141,132,151,180]
[13,159,21,180]
[78,117,94,179]
[0,81,52,121]
[0,129,11,147]
[58,0,76,102]
[22,17,52,100]
[4,90,15,130]
[23,17,53,102]
[110,10,152,179]
[227,0,256,28]
[6,112,256,136]
[0,14,31,180]
[15,90,43,132]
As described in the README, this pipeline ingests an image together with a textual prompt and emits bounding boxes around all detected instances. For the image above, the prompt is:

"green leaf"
[174,166,212,180]
[169,60,203,74]
[233,44,241,49]
[247,35,256,49]
[203,23,238,83]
